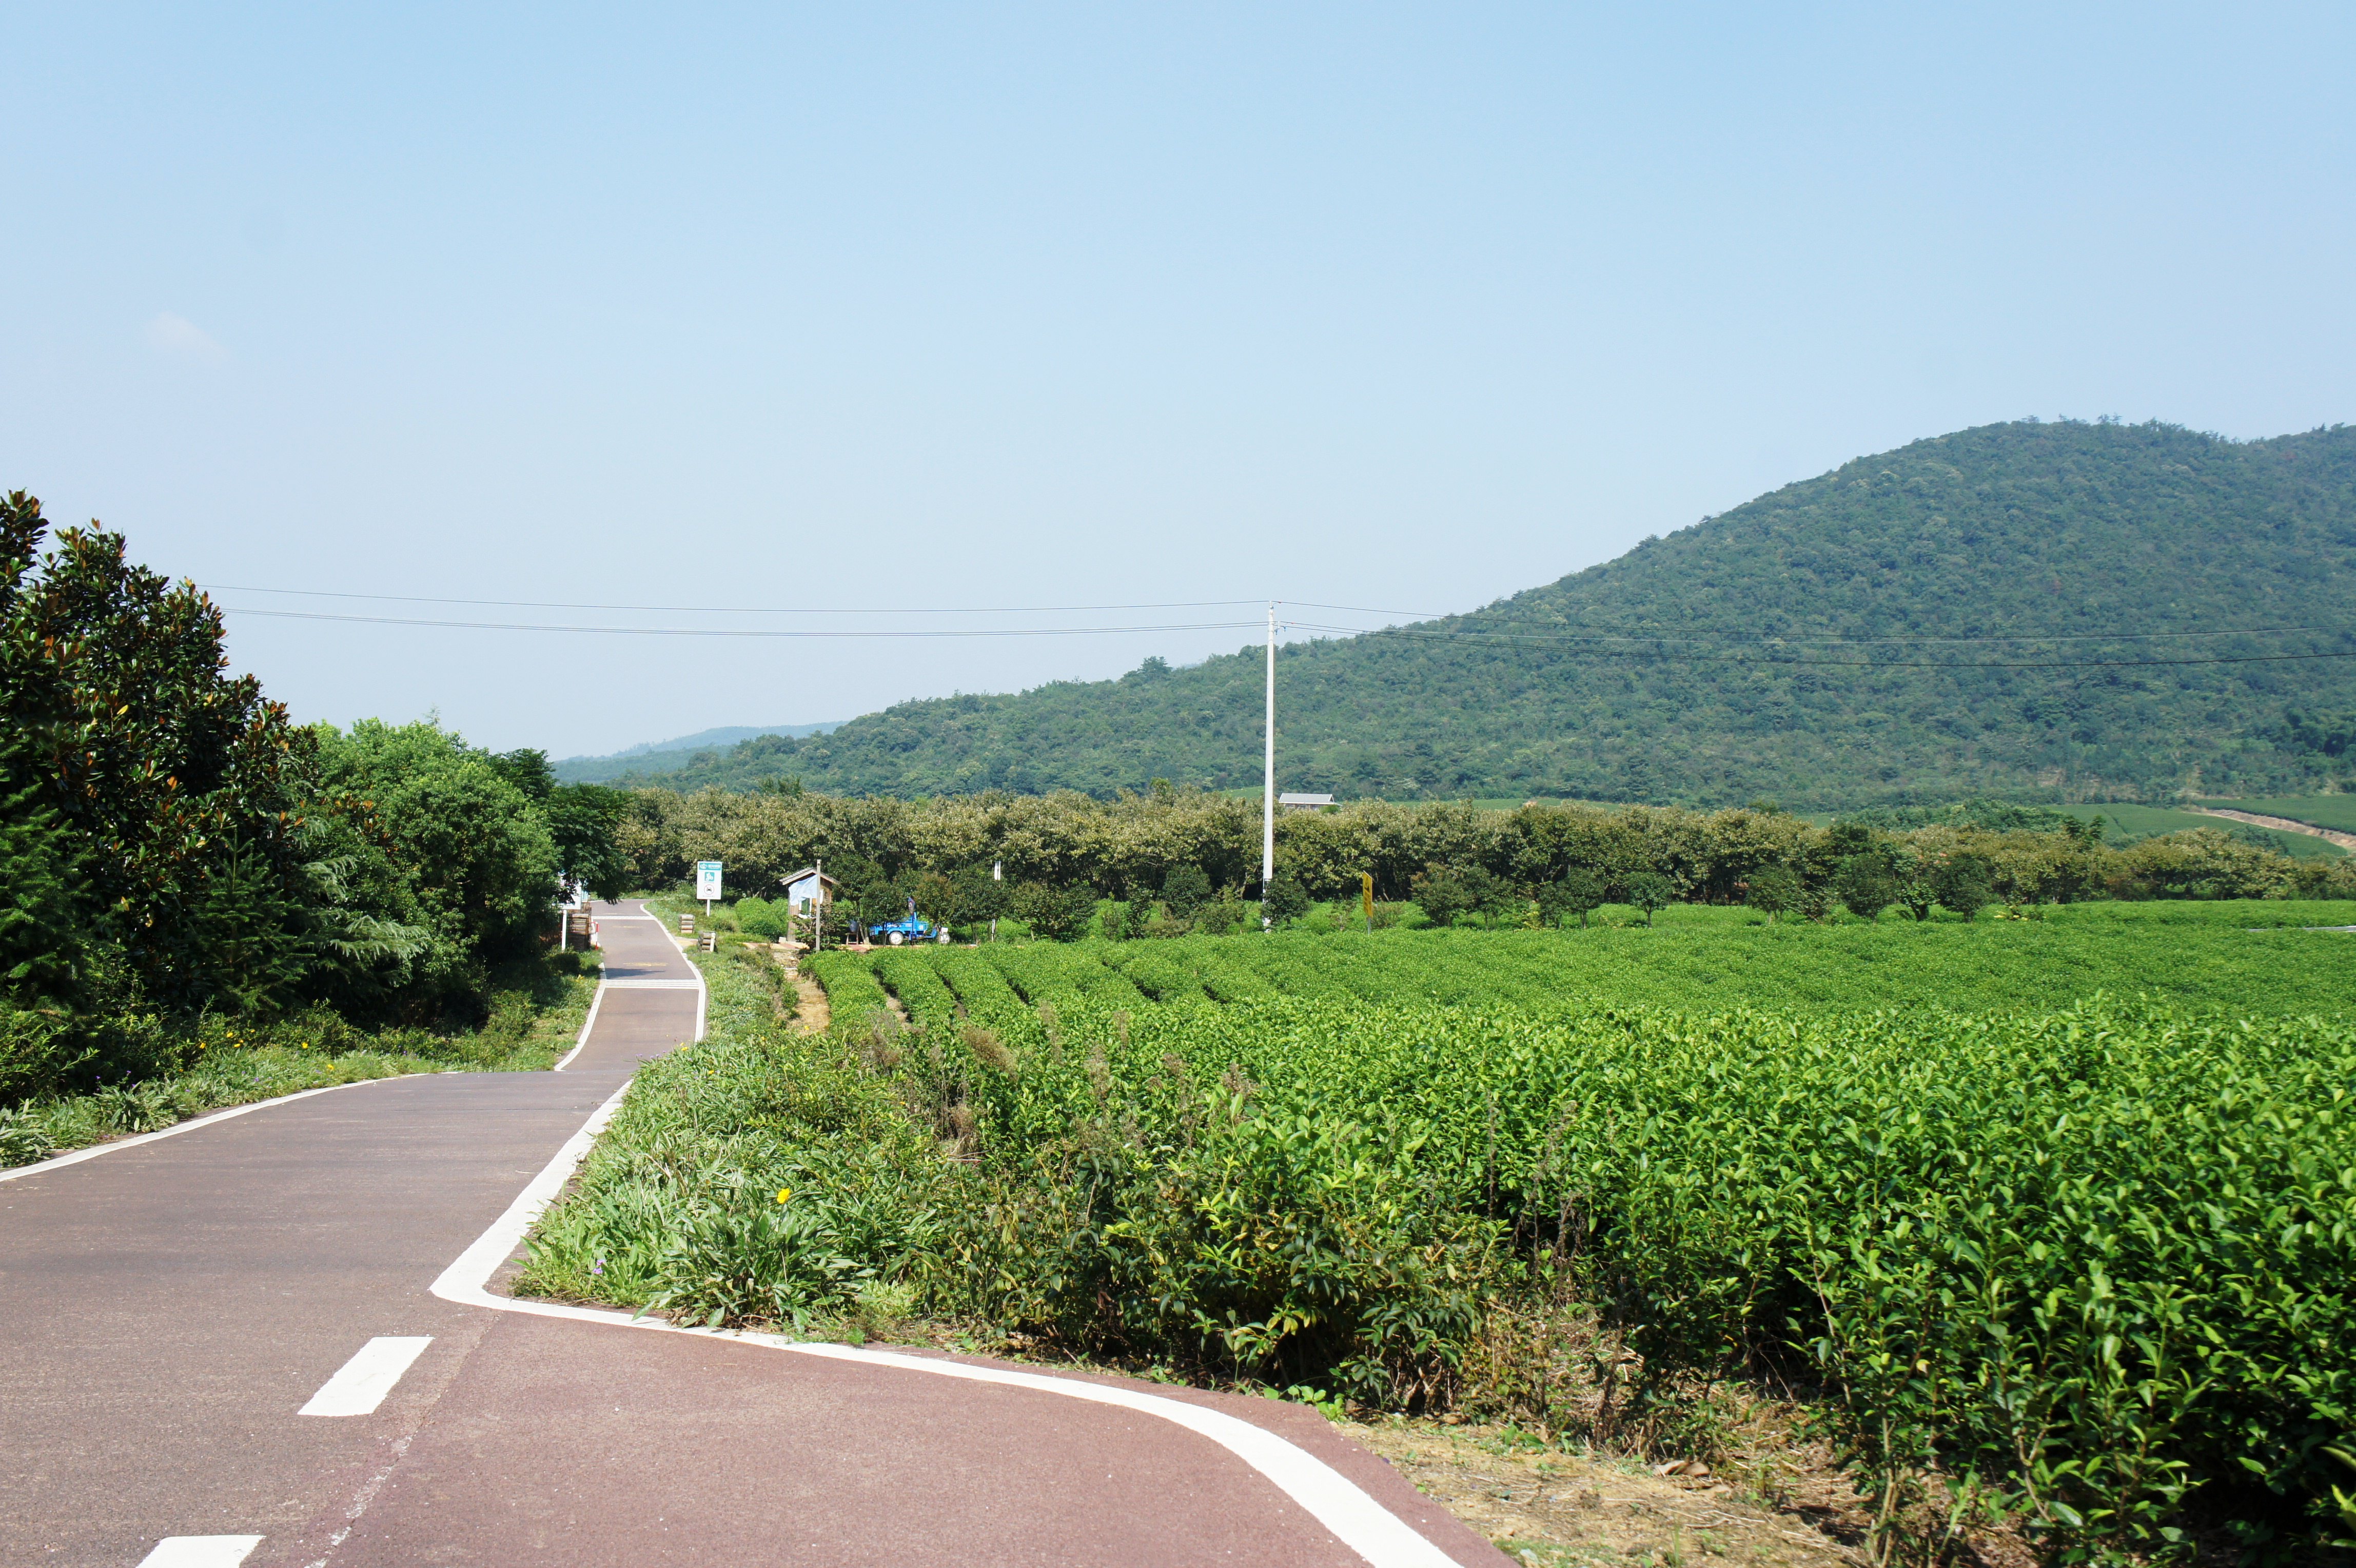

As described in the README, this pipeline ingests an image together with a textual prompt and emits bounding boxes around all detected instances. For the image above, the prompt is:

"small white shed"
[779,867,840,912]
[1278,792,1337,813]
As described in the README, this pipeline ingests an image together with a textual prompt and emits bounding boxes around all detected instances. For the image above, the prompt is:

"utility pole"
[1262,600,1276,930]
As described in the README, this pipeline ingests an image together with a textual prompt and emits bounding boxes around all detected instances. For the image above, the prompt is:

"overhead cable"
[203,584,1263,615]
[220,607,1266,638]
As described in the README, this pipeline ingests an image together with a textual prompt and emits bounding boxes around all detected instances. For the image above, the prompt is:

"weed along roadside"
[0,951,603,1168]
[514,908,2356,1564]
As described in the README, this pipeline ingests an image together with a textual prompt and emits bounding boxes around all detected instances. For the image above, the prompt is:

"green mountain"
[554,722,839,783]
[629,420,2356,809]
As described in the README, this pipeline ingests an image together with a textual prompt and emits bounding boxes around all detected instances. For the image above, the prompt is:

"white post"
[1262,600,1276,930]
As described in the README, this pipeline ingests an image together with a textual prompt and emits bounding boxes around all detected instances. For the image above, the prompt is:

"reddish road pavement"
[1,903,1501,1567]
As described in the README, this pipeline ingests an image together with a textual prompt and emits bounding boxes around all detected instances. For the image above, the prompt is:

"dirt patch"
[2187,805,2356,851]
[776,943,830,1032]
[1345,1419,1869,1567]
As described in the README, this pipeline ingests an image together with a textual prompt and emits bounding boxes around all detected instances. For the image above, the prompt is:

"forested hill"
[636,420,2356,809]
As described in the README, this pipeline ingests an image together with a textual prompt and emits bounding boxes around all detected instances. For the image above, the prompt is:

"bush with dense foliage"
[0,493,621,1106]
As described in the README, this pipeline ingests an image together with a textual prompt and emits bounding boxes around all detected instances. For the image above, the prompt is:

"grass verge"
[0,953,600,1168]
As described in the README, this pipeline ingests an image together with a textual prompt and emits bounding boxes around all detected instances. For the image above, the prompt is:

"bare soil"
[775,941,830,1031]
[2187,805,2356,851]
[1344,1419,1868,1568]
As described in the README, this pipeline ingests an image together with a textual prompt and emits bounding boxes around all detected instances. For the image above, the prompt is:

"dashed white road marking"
[299,1336,434,1417]
[137,1538,263,1567]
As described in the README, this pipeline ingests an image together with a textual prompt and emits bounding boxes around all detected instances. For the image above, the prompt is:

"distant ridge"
[613,420,2356,808]
[553,722,840,783]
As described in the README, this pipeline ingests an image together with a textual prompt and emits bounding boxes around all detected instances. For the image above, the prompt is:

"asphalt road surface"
[2,903,1502,1567]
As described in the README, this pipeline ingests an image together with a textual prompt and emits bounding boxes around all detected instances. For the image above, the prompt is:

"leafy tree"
[1746,865,1802,923]
[2,497,321,1012]
[1932,853,1995,922]
[548,784,632,900]
[1537,868,1605,929]
[1624,872,1674,927]
[2059,813,2108,848]
[0,738,89,1007]
[1836,850,1899,923]
[1408,864,1477,928]
[1012,882,1094,942]
[313,719,560,1006]
[945,864,1008,930]
[1826,819,1875,857]
[1260,871,1311,929]
[1162,864,1212,918]
[853,881,906,940]
[1894,856,1938,922]
[1119,894,1152,940]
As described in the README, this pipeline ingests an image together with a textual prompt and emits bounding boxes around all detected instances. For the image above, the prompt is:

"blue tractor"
[869,914,939,945]
[870,894,944,945]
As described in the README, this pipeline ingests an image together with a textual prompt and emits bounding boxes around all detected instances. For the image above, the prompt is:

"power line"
[202,584,1263,615]
[206,585,2351,646]
[222,607,1266,638]
[1285,620,2356,670]
[221,601,2356,670]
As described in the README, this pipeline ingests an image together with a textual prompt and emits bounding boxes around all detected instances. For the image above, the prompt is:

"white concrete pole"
[1262,600,1276,930]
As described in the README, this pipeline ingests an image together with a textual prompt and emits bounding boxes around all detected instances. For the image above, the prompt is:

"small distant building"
[779,867,840,912]
[1278,793,1337,813]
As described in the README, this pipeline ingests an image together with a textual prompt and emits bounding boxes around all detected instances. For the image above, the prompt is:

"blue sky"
[4,4,2350,757]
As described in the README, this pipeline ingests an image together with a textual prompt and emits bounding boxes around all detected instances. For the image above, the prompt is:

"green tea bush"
[534,926,2356,1560]
[805,951,890,1022]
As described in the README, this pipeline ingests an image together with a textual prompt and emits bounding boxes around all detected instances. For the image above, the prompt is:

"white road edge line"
[136,1536,263,1567]
[555,902,708,1068]
[429,1084,1464,1568]
[0,1080,389,1185]
[663,915,711,1042]
[299,1336,435,1417]
[552,983,606,1071]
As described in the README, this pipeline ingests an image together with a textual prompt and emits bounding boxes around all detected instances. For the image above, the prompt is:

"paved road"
[1,902,1500,1567]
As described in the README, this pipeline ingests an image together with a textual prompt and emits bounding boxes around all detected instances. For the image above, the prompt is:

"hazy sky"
[5,4,2350,758]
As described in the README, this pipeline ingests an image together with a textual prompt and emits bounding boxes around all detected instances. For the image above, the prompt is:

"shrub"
[1933,852,1995,919]
[1744,865,1802,922]
[735,896,791,940]
[1835,850,1898,920]
[1260,872,1312,929]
